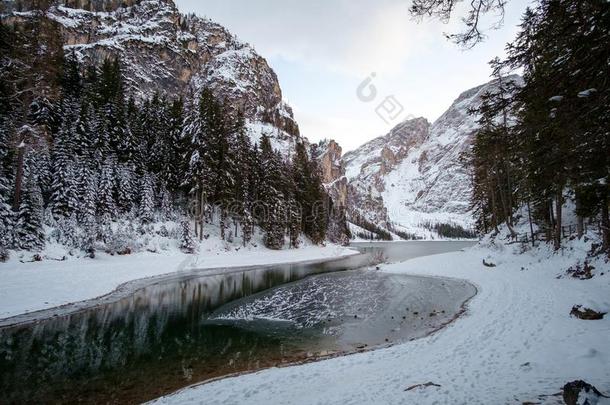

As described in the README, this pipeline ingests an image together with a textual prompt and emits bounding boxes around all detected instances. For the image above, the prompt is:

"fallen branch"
[482,259,496,267]
[47,256,67,262]
[404,382,441,391]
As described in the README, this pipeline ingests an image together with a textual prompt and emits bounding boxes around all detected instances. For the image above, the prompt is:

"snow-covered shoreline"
[0,245,359,323]
[151,239,610,405]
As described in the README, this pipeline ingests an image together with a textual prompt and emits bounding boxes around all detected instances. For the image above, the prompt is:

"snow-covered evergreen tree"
[74,100,95,163]
[97,157,117,219]
[185,88,232,203]
[0,119,14,258]
[259,134,287,249]
[179,219,195,253]
[76,163,98,251]
[165,98,186,193]
[55,214,78,248]
[15,174,45,251]
[293,142,327,244]
[115,163,136,214]
[158,183,173,220]
[139,174,155,223]
[50,99,81,219]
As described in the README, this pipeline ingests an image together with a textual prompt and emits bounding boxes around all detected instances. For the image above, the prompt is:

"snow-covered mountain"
[339,75,522,239]
[1,0,300,153]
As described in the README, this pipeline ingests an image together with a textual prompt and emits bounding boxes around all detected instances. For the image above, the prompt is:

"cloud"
[342,3,419,76]
[177,0,425,77]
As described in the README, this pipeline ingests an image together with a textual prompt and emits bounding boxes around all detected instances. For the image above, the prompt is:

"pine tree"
[467,73,520,236]
[286,189,301,248]
[89,105,110,170]
[76,163,98,252]
[97,157,117,219]
[293,142,327,244]
[24,141,52,205]
[165,98,187,193]
[184,88,212,197]
[145,94,172,176]
[243,141,261,245]
[259,134,286,249]
[97,58,130,161]
[115,163,136,214]
[0,172,13,259]
[326,201,351,245]
[184,88,235,238]
[126,96,147,174]
[55,214,78,248]
[117,98,138,165]
[0,116,14,257]
[179,218,195,253]
[50,114,79,219]
[74,100,95,163]
[188,88,234,202]
[229,111,254,242]
[158,183,173,221]
[139,174,155,224]
[59,50,82,100]
[16,174,45,251]
[264,199,286,249]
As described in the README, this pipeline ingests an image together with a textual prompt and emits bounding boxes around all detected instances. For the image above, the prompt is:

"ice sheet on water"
[209,271,387,329]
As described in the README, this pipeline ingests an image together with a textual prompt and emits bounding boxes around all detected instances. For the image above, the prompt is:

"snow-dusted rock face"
[312,139,348,208]
[343,117,430,230]
[344,75,522,237]
[2,0,300,146]
[314,139,344,185]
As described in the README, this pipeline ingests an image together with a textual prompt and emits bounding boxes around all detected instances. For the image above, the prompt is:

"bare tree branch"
[410,0,508,48]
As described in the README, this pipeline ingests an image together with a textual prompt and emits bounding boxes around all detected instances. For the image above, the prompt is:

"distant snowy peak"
[344,117,430,182]
[430,74,522,146]
[343,75,522,238]
[3,0,300,149]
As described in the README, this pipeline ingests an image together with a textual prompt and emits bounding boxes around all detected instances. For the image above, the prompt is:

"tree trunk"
[198,190,204,241]
[575,194,584,239]
[576,215,584,239]
[506,221,517,238]
[220,209,226,240]
[601,191,610,256]
[548,200,555,242]
[12,145,25,210]
[527,199,535,247]
[554,190,563,251]
[487,177,499,233]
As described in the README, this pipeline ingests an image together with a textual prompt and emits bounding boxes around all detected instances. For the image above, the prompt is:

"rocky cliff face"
[312,139,348,208]
[314,140,343,184]
[1,0,300,149]
[343,75,522,238]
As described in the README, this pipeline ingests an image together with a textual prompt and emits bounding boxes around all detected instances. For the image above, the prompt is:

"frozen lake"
[0,242,475,404]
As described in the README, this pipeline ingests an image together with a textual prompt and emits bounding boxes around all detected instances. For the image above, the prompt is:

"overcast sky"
[175,0,530,152]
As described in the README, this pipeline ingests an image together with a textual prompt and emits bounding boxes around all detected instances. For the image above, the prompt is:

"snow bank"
[151,236,610,404]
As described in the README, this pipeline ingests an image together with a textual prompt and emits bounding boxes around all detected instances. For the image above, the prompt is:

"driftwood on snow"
[404,382,441,391]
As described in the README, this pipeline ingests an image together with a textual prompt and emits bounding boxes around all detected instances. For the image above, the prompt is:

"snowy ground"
[151,237,610,404]
[0,244,358,320]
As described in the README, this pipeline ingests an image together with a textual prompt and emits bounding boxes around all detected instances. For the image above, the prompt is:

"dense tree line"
[466,0,609,254]
[0,22,342,259]
[183,86,335,249]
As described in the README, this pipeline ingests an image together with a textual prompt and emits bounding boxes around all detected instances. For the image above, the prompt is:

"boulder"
[570,305,606,320]
[563,380,608,405]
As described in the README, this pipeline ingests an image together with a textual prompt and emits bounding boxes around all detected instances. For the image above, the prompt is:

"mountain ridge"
[318,74,522,239]
[1,0,301,152]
